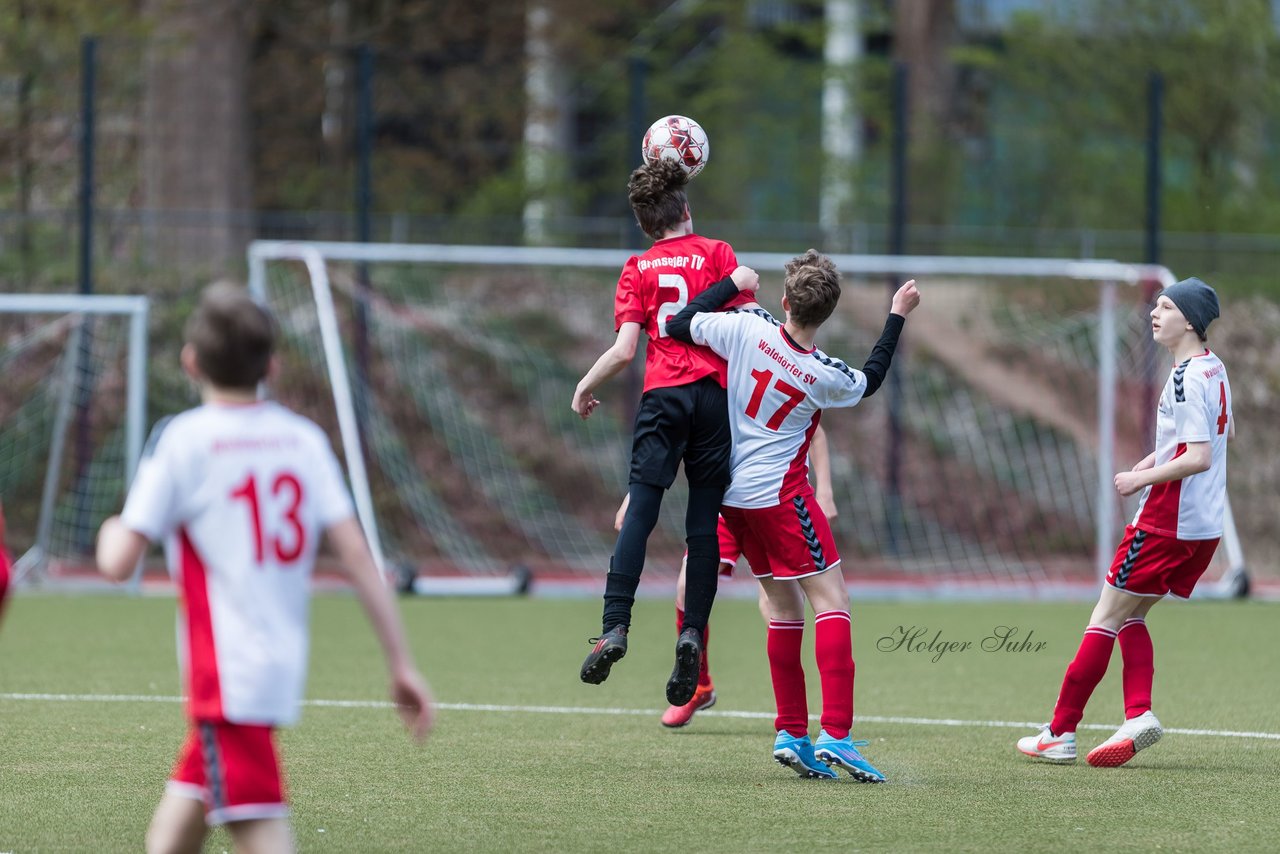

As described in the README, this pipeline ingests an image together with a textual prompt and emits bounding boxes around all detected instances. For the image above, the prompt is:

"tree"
[995,0,1280,233]
[142,0,256,274]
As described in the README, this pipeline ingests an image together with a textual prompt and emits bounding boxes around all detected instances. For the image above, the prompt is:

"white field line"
[2,692,1278,741]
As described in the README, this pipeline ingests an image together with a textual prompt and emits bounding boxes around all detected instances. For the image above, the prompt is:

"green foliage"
[994,0,1280,232]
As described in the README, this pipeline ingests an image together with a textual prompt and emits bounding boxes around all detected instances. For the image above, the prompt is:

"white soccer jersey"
[121,402,354,726]
[691,308,868,508]
[1131,350,1231,540]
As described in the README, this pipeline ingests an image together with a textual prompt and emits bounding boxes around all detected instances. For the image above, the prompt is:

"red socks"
[1050,625,1117,735]
[814,610,854,739]
[676,607,712,690]
[1118,618,1154,719]
[767,619,807,737]
[767,611,856,739]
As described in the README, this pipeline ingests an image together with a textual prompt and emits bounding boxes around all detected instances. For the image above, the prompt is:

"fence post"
[885,60,908,555]
[79,36,96,299]
[73,35,98,554]
[1096,280,1118,584]
[353,44,374,440]
[1142,71,1165,454]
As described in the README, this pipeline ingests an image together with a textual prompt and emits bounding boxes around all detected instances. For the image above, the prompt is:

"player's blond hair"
[784,249,841,328]
[628,159,689,241]
[184,281,277,390]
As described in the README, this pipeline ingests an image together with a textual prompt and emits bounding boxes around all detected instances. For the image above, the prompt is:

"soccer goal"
[247,241,1249,598]
[0,293,149,590]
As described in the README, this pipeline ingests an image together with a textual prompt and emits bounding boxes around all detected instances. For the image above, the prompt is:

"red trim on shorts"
[1136,443,1186,538]
[179,528,223,720]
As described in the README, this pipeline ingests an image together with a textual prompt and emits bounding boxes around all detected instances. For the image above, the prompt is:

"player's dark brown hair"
[184,281,277,390]
[784,249,841,328]
[628,159,689,241]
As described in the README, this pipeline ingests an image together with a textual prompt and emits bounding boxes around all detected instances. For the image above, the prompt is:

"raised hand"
[891,279,920,316]
[731,265,760,293]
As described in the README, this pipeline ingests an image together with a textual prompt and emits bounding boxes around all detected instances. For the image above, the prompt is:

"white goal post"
[247,240,1248,597]
[0,293,149,590]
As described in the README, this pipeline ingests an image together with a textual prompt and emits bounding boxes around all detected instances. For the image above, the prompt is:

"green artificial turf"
[1,595,1277,852]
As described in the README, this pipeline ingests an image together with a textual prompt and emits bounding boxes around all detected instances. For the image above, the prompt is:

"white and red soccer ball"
[642,115,709,179]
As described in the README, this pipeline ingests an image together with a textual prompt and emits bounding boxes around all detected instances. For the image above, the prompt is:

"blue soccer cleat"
[813,730,887,783]
[772,731,837,780]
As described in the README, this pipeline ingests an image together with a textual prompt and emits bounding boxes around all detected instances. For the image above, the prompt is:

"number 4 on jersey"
[1217,382,1228,435]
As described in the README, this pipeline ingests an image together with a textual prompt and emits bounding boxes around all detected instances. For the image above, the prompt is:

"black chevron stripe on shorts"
[793,495,827,572]
[1115,530,1147,588]
[199,722,227,812]
[1173,358,1192,403]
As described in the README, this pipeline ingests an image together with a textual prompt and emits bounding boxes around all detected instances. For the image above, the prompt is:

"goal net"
[248,241,1248,597]
[0,294,149,590]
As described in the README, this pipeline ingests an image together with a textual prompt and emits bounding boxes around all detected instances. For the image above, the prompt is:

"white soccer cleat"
[1017,725,1077,763]
[1086,710,1163,768]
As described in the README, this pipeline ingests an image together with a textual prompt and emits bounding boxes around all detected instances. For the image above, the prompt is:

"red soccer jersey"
[613,233,754,393]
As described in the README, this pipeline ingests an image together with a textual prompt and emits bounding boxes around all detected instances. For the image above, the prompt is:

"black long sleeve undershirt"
[665,276,740,344]
[860,313,905,399]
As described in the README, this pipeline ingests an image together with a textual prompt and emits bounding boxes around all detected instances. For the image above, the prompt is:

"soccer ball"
[642,115,710,178]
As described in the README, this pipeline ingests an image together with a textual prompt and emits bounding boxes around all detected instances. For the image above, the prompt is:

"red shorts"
[169,722,288,826]
[683,516,741,576]
[1105,525,1220,599]
[720,494,841,580]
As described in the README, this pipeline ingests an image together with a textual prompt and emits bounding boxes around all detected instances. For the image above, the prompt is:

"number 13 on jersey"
[230,472,307,566]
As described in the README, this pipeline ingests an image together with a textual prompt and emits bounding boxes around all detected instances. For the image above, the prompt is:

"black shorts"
[629,376,731,490]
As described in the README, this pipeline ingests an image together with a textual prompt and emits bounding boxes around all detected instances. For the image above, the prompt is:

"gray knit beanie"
[1160,277,1220,340]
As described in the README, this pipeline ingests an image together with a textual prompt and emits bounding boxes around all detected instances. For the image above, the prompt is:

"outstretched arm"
[666,266,760,343]
[327,517,434,742]
[860,280,920,399]
[571,322,643,420]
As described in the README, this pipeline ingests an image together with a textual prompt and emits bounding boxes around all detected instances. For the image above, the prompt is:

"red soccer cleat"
[661,683,716,728]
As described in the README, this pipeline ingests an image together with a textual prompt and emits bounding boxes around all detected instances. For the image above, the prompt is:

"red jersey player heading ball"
[572,158,758,707]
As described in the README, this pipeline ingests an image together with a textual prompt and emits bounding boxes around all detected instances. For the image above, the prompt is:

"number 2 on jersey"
[230,472,307,566]
[746,367,807,430]
[655,273,688,338]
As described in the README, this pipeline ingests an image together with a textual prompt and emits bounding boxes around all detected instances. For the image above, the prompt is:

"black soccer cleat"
[666,626,704,706]
[581,626,628,684]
